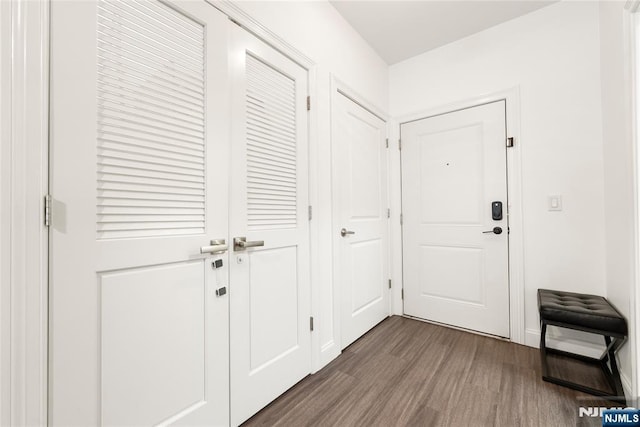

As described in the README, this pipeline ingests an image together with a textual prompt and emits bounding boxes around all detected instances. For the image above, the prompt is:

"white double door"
[332,92,389,349]
[49,1,310,425]
[401,101,510,338]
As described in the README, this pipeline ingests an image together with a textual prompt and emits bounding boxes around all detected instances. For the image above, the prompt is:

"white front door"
[49,1,230,425]
[228,25,311,426]
[401,101,509,338]
[332,92,389,349]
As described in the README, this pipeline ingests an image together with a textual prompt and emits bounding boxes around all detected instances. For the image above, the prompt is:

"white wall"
[237,1,389,369]
[390,1,608,352]
[599,0,636,396]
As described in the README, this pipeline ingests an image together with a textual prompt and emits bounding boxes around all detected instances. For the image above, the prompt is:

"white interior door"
[332,92,389,349]
[49,1,230,425]
[228,25,311,426]
[401,101,509,338]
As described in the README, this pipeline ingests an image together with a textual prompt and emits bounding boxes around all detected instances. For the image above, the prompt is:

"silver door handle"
[200,239,228,254]
[233,237,265,251]
[340,228,355,237]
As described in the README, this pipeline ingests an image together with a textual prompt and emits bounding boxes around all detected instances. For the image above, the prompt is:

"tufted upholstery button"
[538,289,627,336]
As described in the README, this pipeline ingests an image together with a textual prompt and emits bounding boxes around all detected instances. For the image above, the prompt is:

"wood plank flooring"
[243,316,620,427]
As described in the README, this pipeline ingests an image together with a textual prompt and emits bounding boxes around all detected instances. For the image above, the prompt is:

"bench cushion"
[538,289,627,336]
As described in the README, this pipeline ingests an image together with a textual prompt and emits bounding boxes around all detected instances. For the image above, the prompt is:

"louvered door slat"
[132,0,203,40]
[100,3,203,60]
[97,0,205,239]
[99,140,204,166]
[246,55,298,230]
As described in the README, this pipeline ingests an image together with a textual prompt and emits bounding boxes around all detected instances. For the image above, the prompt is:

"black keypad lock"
[492,201,503,221]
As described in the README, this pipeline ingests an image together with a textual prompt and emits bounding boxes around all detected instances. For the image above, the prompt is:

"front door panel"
[401,101,509,338]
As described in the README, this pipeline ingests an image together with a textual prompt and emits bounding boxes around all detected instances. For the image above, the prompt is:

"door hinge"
[310,316,314,332]
[386,138,389,148]
[388,279,392,289]
[506,137,514,148]
[307,96,311,111]
[308,205,312,221]
[44,194,51,227]
[400,213,403,225]
[387,208,390,219]
[401,289,404,300]
[398,139,402,150]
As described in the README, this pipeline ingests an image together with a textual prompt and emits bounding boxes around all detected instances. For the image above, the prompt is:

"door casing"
[391,88,525,344]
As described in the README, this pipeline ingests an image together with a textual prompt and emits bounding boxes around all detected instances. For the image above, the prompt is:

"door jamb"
[393,87,525,344]
[1,0,50,425]
[626,0,639,404]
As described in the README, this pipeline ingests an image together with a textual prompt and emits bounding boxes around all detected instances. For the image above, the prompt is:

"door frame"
[392,87,525,344]
[329,76,390,353]
[1,0,50,425]
[628,0,640,403]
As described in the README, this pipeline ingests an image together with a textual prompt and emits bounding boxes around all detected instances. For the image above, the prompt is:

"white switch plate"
[548,195,562,211]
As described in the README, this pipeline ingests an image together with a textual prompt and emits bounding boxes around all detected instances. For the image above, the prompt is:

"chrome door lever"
[200,239,228,254]
[233,237,265,251]
[340,228,355,237]
[482,227,503,235]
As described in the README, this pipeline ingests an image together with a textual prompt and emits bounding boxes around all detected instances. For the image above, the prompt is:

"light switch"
[548,195,562,211]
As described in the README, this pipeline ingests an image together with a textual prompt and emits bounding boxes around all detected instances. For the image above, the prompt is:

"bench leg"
[603,335,626,403]
[540,321,549,378]
[538,323,626,405]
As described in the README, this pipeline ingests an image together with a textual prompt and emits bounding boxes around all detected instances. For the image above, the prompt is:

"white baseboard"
[314,340,340,374]
[525,328,605,358]
[621,372,633,401]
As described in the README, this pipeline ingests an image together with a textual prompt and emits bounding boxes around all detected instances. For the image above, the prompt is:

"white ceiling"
[330,1,558,64]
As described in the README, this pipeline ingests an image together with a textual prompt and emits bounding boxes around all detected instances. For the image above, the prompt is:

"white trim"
[626,0,640,404]
[206,0,314,70]
[332,76,389,122]
[0,3,10,425]
[389,119,403,315]
[394,87,525,344]
[307,66,325,373]
[1,0,49,425]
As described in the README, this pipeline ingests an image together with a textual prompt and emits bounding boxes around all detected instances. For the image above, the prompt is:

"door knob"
[200,239,228,254]
[233,237,265,251]
[340,228,355,237]
[482,227,503,235]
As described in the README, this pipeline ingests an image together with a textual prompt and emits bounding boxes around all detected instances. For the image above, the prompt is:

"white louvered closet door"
[228,25,311,426]
[50,1,230,425]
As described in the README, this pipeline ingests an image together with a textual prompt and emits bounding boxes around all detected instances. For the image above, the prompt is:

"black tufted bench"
[538,289,627,404]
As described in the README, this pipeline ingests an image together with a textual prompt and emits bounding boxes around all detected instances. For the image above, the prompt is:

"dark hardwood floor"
[243,316,620,427]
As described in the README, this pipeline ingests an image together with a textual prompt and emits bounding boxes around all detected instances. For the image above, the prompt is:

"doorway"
[48,2,312,425]
[400,100,510,338]
[331,88,390,349]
